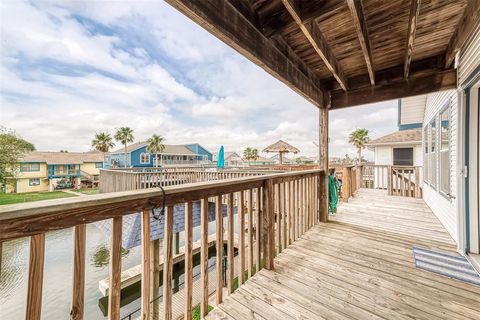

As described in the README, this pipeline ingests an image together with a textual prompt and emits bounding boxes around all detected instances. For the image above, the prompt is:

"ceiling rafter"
[404,0,421,79]
[347,0,375,85]
[281,0,348,91]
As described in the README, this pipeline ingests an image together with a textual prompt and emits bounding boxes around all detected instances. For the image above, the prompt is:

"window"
[439,106,451,195]
[429,119,437,187]
[393,148,414,166]
[140,153,150,164]
[423,126,429,182]
[95,162,103,168]
[29,178,40,186]
[20,163,40,172]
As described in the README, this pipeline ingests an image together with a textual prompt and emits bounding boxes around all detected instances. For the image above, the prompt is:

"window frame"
[139,153,150,164]
[29,178,41,186]
[438,103,452,198]
[95,162,103,168]
[423,125,429,185]
[20,163,41,172]
[429,117,438,190]
[393,147,414,166]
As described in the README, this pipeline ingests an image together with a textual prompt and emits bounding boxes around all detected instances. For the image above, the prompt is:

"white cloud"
[0,0,398,160]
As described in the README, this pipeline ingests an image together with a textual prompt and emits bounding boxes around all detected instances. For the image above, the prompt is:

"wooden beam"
[347,0,375,85]
[261,0,344,38]
[141,211,151,320]
[71,224,86,320]
[318,94,329,223]
[108,217,122,320]
[404,0,421,79]
[444,0,480,68]
[165,0,324,107]
[330,69,456,109]
[26,233,45,320]
[281,0,348,90]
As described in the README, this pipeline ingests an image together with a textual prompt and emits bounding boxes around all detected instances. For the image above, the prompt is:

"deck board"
[208,189,480,319]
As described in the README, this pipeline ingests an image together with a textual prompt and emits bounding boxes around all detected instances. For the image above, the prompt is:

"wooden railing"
[359,165,422,198]
[0,169,325,320]
[98,169,280,193]
[329,165,360,203]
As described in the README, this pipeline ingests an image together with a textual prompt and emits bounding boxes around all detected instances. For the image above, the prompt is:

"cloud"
[0,0,398,160]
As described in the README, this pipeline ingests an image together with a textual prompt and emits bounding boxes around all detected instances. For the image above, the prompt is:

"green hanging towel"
[328,175,339,214]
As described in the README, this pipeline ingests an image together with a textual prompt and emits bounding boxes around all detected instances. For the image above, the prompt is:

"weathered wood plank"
[108,217,122,320]
[330,69,456,109]
[347,0,375,85]
[227,193,235,294]
[184,202,193,319]
[163,206,174,320]
[237,191,245,285]
[319,102,329,222]
[214,196,223,305]
[404,0,421,79]
[262,179,275,270]
[200,198,209,316]
[141,211,151,320]
[26,233,45,320]
[247,190,254,278]
[445,0,480,67]
[165,0,324,106]
[71,224,86,320]
[281,0,347,90]
[255,188,262,273]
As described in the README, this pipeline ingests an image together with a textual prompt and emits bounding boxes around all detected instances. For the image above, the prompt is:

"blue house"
[105,142,212,168]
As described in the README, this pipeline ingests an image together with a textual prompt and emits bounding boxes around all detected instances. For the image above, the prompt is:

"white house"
[212,151,243,166]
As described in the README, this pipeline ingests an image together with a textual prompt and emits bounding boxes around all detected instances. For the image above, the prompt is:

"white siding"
[459,22,480,87]
[422,90,458,242]
[401,95,427,125]
[374,146,391,165]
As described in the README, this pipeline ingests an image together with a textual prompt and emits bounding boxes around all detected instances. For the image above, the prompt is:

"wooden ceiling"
[166,0,479,109]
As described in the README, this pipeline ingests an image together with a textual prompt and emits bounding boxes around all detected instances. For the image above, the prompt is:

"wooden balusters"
[262,179,275,270]
[237,191,245,285]
[184,202,193,319]
[281,182,287,250]
[247,190,254,278]
[163,206,174,320]
[255,188,262,273]
[71,224,86,320]
[26,233,45,320]
[275,183,281,254]
[227,193,235,294]
[215,195,223,305]
[108,217,122,320]
[200,198,209,317]
[141,211,151,320]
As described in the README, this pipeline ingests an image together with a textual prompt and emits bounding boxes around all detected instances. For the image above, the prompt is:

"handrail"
[0,168,325,320]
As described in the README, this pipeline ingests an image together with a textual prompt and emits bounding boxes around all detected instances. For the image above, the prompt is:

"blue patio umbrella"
[217,145,225,168]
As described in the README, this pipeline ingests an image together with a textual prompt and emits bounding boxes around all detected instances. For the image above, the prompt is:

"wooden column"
[26,233,45,320]
[141,211,151,320]
[108,217,122,320]
[152,239,160,320]
[71,224,86,320]
[319,94,329,222]
[262,179,275,270]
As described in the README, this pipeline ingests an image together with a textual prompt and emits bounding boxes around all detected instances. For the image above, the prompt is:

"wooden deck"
[206,189,480,320]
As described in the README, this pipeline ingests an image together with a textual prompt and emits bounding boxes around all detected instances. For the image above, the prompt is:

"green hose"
[328,175,339,214]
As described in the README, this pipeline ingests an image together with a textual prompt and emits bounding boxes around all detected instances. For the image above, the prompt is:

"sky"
[0,1,398,160]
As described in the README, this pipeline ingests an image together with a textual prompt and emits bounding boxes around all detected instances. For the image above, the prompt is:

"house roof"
[213,151,241,159]
[263,140,300,153]
[111,142,196,155]
[366,128,422,146]
[20,151,104,165]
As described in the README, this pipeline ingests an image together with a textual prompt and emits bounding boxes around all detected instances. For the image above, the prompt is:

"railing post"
[388,166,393,195]
[262,179,275,270]
[319,101,329,223]
[71,224,86,320]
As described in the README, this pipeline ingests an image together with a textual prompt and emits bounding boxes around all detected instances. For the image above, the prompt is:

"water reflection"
[91,245,131,269]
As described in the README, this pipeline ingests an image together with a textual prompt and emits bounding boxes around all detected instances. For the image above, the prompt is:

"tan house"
[5,151,104,193]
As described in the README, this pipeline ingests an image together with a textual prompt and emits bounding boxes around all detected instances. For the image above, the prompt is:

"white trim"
[139,153,150,164]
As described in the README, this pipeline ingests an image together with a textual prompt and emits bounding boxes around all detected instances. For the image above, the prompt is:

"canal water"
[0,218,228,319]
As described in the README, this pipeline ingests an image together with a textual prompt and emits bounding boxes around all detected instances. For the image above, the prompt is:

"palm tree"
[146,134,165,168]
[114,127,134,168]
[243,147,259,161]
[91,132,115,153]
[348,128,370,164]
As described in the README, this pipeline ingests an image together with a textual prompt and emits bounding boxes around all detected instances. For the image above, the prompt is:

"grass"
[192,305,214,320]
[72,187,99,195]
[0,191,78,205]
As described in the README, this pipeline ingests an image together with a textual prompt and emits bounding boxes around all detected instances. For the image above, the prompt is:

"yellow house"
[5,151,104,193]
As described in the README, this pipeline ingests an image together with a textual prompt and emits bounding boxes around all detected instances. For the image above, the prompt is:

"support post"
[319,93,329,223]
[262,179,275,270]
